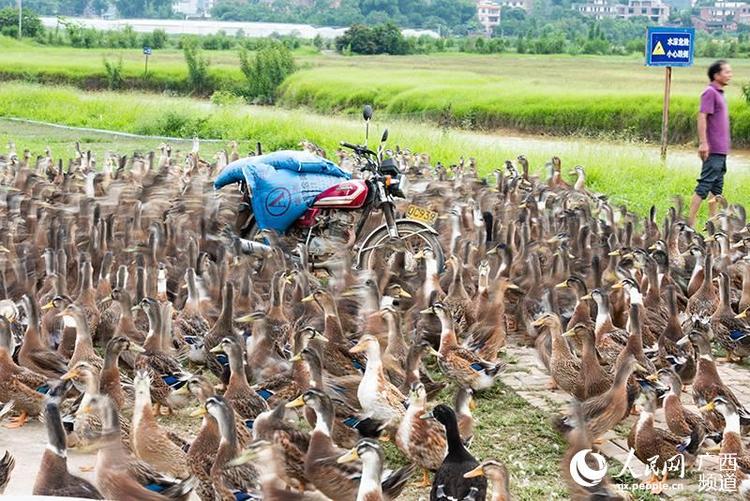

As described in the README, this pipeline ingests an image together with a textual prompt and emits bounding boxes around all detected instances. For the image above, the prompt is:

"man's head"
[708,60,732,87]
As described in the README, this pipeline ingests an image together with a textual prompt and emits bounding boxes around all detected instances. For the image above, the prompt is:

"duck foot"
[630,406,640,416]
[417,469,431,488]
[5,411,28,428]
[546,379,559,390]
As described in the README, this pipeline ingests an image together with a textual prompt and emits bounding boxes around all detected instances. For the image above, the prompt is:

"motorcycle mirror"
[381,129,389,143]
[363,105,373,121]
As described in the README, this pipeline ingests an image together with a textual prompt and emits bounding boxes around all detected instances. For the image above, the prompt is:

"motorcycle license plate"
[406,205,438,226]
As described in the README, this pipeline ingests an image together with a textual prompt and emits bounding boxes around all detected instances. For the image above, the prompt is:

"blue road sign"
[143,46,152,55]
[645,27,694,67]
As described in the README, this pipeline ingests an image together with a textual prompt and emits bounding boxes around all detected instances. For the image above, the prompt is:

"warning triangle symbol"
[652,41,665,56]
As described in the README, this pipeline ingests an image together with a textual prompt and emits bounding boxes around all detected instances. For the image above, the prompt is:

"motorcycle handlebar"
[340,141,360,150]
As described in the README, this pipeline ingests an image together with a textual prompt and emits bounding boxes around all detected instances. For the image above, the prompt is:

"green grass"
[1,82,748,220]
[2,38,750,143]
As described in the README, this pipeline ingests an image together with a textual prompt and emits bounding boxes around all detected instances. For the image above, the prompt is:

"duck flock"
[0,139,750,501]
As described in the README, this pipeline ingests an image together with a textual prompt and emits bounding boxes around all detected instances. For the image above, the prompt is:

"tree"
[0,7,43,37]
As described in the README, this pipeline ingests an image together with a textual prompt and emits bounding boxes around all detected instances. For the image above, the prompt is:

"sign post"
[645,26,695,162]
[143,46,152,76]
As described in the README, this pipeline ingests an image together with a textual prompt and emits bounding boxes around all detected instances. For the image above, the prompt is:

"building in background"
[174,0,215,18]
[572,0,670,23]
[693,1,750,31]
[477,1,501,35]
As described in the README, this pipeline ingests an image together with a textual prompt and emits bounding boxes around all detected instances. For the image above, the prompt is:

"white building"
[477,1,501,35]
[573,0,670,23]
[174,0,215,18]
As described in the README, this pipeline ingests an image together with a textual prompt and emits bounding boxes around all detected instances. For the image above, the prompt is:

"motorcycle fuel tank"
[312,179,368,209]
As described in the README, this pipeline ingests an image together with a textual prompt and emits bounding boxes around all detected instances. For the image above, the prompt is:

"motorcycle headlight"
[393,174,409,199]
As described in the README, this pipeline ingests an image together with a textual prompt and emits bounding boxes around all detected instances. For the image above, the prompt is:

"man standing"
[688,60,732,227]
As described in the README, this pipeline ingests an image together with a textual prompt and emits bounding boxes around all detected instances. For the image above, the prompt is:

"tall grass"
[1,83,747,220]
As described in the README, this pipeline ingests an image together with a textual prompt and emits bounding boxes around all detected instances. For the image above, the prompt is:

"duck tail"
[160,476,197,499]
[487,361,507,378]
[382,463,417,499]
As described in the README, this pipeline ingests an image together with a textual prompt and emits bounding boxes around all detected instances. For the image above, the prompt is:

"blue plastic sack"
[214,151,351,233]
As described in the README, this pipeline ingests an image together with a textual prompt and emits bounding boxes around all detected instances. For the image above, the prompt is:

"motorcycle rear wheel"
[357,221,445,273]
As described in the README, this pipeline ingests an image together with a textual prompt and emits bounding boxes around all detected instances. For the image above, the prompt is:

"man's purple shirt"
[699,81,730,155]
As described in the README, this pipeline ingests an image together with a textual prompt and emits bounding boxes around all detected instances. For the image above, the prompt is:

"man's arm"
[698,112,709,161]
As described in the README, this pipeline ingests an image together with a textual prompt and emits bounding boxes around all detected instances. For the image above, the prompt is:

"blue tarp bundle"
[214,150,351,232]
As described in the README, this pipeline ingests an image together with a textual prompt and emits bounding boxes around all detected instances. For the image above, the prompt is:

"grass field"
[2,37,750,144]
[1,83,748,222]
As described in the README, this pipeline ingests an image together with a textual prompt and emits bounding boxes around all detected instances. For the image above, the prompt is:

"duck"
[712,272,750,362]
[191,395,259,500]
[657,284,696,385]
[531,313,582,396]
[0,450,14,495]
[629,385,699,494]
[286,389,414,501]
[686,248,719,321]
[100,336,142,411]
[350,334,406,430]
[563,322,612,400]
[173,268,210,344]
[133,297,192,415]
[110,287,146,344]
[700,395,750,496]
[18,295,68,380]
[83,395,196,500]
[209,336,269,420]
[422,403,487,501]
[687,327,750,432]
[32,382,103,499]
[131,370,190,479]
[463,460,511,501]
[337,438,413,501]
[395,382,448,487]
[454,387,475,446]
[655,367,710,454]
[422,302,506,392]
[555,275,592,331]
[580,289,627,366]
[62,303,104,372]
[555,354,647,442]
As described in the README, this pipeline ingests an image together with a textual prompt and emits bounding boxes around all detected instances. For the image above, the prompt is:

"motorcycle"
[222,105,445,273]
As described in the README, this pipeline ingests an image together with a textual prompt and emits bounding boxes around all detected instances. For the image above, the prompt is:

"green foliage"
[140,29,167,50]
[0,7,43,38]
[239,42,296,103]
[210,89,244,105]
[742,82,750,105]
[335,22,410,55]
[182,39,211,94]
[102,55,124,90]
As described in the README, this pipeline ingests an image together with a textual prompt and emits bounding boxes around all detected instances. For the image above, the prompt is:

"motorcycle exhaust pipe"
[235,237,273,256]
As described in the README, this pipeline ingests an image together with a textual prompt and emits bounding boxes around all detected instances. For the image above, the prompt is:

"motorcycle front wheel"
[357,220,445,273]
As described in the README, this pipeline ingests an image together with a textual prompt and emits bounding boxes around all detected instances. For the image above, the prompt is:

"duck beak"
[227,450,256,467]
[60,369,79,381]
[633,363,649,374]
[555,282,568,289]
[531,317,546,327]
[397,288,412,299]
[286,395,305,408]
[608,250,620,257]
[419,410,434,420]
[676,335,690,346]
[209,345,225,354]
[419,307,433,314]
[700,401,716,413]
[190,406,208,417]
[128,344,146,354]
[562,329,575,338]
[463,465,485,478]
[172,385,190,396]
[611,282,624,290]
[301,294,315,303]
[645,373,659,382]
[315,334,329,343]
[41,301,55,311]
[349,342,366,354]
[580,294,592,300]
[705,236,716,243]
[731,241,745,249]
[235,312,262,323]
[506,283,520,291]
[339,289,358,298]
[648,244,658,250]
[289,353,303,362]
[736,310,748,320]
[469,398,477,411]
[413,250,425,259]
[131,305,141,312]
[337,448,360,464]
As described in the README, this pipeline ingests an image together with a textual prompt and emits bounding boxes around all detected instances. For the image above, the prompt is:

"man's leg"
[688,193,703,227]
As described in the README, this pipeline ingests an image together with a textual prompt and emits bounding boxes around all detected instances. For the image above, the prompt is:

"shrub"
[335,22,410,55]
[183,40,211,94]
[211,90,244,105]
[103,56,124,90]
[239,42,296,104]
[0,7,43,38]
